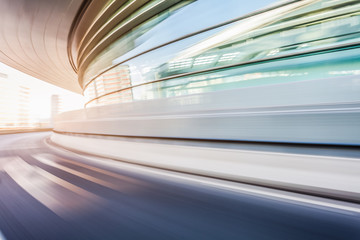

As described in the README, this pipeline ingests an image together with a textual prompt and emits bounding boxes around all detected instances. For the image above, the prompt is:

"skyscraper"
[50,94,63,127]
[0,72,31,129]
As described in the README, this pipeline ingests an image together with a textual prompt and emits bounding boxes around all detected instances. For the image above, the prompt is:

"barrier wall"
[52,79,360,202]
[51,131,360,202]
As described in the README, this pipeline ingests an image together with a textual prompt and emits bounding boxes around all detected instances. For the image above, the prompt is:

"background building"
[50,94,63,126]
[0,62,84,129]
[0,72,31,129]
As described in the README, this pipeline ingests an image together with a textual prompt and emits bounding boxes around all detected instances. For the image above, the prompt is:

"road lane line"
[35,166,100,200]
[3,156,101,218]
[0,230,6,240]
[37,153,138,184]
[33,154,124,192]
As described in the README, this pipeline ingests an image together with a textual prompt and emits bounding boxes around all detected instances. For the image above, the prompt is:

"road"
[0,132,359,239]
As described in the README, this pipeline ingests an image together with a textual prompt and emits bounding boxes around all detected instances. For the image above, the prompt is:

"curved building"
[1,0,360,144]
[1,0,360,201]
[58,0,360,144]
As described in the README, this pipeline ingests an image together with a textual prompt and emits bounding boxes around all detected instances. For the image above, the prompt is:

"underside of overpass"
[0,0,204,94]
[0,0,83,93]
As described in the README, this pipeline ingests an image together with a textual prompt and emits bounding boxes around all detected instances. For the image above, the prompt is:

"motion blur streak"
[51,131,360,202]
[0,132,359,240]
[0,231,6,240]
[86,156,360,214]
[3,157,101,218]
[34,154,125,192]
[0,0,359,239]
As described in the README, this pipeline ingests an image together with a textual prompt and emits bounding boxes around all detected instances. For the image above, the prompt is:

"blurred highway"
[0,132,359,240]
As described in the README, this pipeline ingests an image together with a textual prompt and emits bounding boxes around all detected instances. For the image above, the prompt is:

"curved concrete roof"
[0,0,83,93]
[0,0,183,93]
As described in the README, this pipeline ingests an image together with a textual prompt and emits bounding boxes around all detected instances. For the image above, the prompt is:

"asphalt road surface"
[0,132,359,240]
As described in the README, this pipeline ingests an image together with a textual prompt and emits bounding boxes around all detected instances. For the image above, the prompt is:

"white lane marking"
[0,230,6,240]
[0,147,40,151]
[33,154,125,191]
[0,157,11,171]
[37,153,138,183]
[3,156,101,217]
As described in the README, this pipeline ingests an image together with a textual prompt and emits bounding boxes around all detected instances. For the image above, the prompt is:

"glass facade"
[82,0,360,107]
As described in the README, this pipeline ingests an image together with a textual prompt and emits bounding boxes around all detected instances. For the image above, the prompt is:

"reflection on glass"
[93,65,132,97]
[84,0,360,107]
[83,0,194,83]
[131,49,360,101]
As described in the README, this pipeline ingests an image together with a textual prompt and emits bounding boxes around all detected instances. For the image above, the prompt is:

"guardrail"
[0,128,52,135]
[51,131,360,203]
[52,78,360,202]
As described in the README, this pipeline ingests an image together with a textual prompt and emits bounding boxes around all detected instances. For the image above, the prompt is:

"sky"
[0,62,85,121]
